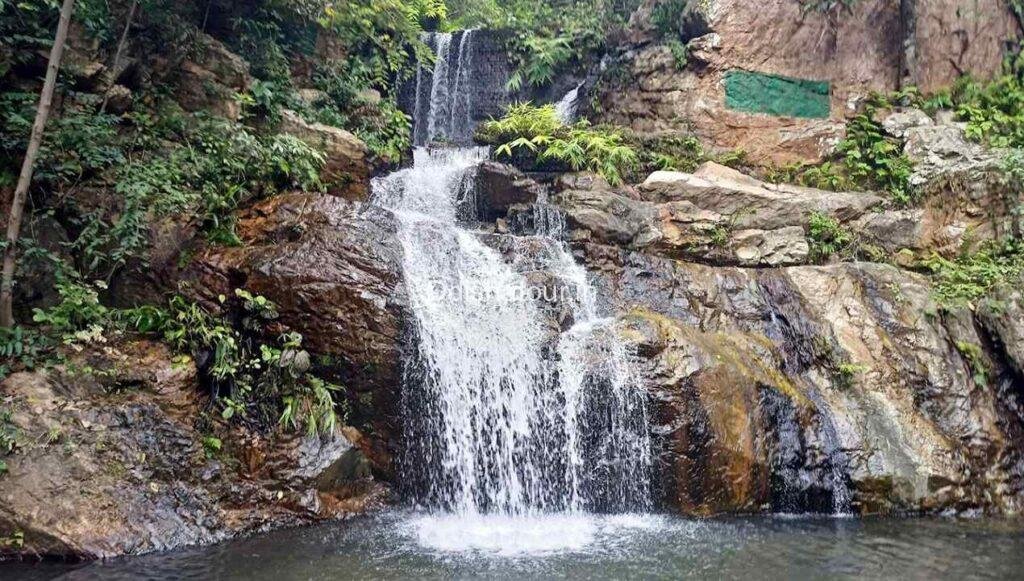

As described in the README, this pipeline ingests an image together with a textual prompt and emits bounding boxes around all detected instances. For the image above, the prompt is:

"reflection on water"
[6,512,1024,580]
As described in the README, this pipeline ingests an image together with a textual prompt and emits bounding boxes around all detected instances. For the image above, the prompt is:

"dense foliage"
[479,103,639,185]
[447,0,640,89]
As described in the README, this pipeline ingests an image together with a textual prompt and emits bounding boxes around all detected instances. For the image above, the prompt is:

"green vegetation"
[768,98,912,204]
[19,276,346,436]
[447,0,639,90]
[945,74,1024,149]
[835,362,868,390]
[922,241,1024,309]
[807,212,855,263]
[955,341,990,388]
[480,103,639,185]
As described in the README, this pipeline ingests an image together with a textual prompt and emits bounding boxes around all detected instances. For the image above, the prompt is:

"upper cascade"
[409,29,501,147]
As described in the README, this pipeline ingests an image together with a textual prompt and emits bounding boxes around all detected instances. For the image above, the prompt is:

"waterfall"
[555,81,585,124]
[373,148,652,516]
[414,30,479,146]
[373,31,652,543]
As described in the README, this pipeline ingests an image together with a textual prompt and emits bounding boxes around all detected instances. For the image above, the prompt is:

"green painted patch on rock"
[724,70,831,119]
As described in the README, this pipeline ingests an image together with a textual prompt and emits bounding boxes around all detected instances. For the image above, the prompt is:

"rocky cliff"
[3,0,1024,564]
[597,0,1022,163]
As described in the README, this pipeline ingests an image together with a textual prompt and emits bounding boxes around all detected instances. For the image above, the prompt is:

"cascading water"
[373,149,652,517]
[372,31,653,550]
[555,81,585,124]
[413,30,479,147]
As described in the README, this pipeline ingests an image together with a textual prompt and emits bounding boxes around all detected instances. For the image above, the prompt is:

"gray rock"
[475,161,544,221]
[878,107,933,139]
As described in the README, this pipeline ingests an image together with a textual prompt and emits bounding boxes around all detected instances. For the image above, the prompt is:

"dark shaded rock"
[475,161,544,221]
[182,193,407,476]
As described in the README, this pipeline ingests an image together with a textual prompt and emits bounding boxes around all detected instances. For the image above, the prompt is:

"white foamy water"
[372,31,654,552]
[414,30,479,146]
[408,513,672,556]
[374,147,652,519]
[555,81,584,124]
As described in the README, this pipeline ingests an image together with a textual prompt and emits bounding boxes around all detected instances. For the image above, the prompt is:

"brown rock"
[278,109,371,200]
[0,340,380,561]
[182,193,407,475]
[602,0,1019,164]
[175,34,251,120]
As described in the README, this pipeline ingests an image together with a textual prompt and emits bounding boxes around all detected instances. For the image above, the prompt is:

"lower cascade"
[372,148,653,525]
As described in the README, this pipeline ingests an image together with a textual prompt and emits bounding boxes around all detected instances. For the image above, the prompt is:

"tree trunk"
[99,0,139,114]
[0,0,77,328]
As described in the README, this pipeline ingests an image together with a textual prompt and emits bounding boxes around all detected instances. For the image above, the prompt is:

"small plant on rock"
[807,212,854,263]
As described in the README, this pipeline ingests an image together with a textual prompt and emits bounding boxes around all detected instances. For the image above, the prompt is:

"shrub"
[836,110,913,204]
[951,74,1024,149]
[923,240,1024,309]
[480,103,639,185]
[807,212,855,262]
[72,115,325,277]
[955,341,989,388]
[161,290,345,435]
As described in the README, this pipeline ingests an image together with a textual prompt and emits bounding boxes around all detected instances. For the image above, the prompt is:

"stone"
[103,84,133,114]
[878,107,934,139]
[475,161,545,221]
[581,243,1024,515]
[642,162,882,230]
[175,34,251,120]
[183,193,407,475]
[731,226,809,267]
[295,88,329,106]
[551,162,879,266]
[904,0,1022,93]
[0,340,380,561]
[278,109,371,200]
[904,123,1004,190]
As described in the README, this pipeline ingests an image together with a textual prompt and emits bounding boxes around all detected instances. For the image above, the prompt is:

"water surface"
[8,511,1024,580]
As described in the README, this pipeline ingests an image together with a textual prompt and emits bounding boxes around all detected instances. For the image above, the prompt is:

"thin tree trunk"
[99,0,138,114]
[0,0,77,328]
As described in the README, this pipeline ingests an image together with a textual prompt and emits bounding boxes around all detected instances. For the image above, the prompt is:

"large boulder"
[174,33,252,120]
[182,193,407,475]
[0,340,381,561]
[579,243,1024,515]
[550,162,877,266]
[278,110,372,201]
[475,161,544,221]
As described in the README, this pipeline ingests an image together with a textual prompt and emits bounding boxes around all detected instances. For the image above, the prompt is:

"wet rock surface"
[183,193,408,476]
[576,243,1024,515]
[0,340,383,561]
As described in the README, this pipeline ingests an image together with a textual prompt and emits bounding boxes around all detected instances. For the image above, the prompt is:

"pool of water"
[7,511,1024,580]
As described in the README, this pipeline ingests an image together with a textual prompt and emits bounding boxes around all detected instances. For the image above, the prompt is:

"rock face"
[598,0,1020,163]
[278,109,372,201]
[575,244,1024,515]
[475,161,544,221]
[549,162,878,266]
[183,193,407,475]
[853,114,1022,255]
[174,34,252,120]
[904,0,1022,93]
[0,340,381,560]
